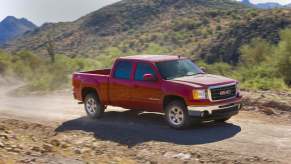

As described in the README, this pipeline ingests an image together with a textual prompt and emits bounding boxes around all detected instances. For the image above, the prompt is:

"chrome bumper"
[187,101,242,119]
[188,102,241,114]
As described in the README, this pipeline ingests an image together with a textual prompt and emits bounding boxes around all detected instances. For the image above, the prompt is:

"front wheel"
[165,100,191,129]
[84,93,104,119]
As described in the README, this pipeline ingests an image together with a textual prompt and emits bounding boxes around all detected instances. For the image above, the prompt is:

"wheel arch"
[81,87,99,101]
[163,95,186,111]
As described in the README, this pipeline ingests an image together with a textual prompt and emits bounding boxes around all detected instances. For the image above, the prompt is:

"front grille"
[210,84,236,101]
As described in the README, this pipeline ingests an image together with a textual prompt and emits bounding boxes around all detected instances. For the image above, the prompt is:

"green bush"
[236,29,291,90]
[275,29,291,85]
[0,51,12,75]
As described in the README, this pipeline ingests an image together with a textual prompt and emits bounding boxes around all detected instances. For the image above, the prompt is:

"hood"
[170,74,236,88]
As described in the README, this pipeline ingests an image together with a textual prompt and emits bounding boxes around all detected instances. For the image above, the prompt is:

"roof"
[118,55,187,62]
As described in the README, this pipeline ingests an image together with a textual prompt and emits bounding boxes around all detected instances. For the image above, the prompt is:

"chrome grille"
[209,84,237,101]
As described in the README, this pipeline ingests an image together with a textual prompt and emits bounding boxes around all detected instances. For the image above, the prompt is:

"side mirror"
[200,67,206,73]
[143,74,157,82]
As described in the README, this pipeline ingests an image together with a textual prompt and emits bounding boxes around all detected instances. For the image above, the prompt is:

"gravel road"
[0,85,291,163]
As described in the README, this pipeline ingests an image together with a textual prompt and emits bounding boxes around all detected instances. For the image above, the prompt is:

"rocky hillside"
[3,0,291,64]
[203,10,291,63]
[0,16,37,45]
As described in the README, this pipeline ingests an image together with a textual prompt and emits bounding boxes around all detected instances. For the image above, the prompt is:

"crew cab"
[72,55,242,129]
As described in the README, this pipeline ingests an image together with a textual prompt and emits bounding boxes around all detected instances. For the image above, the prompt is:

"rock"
[80,148,91,154]
[173,153,192,160]
[42,144,53,152]
[74,147,91,155]
[9,147,21,153]
[262,108,275,115]
[164,152,192,160]
[0,141,4,148]
[61,143,69,149]
[74,149,82,154]
[50,139,61,147]
[25,151,31,155]
[0,133,8,139]
[0,126,6,131]
[31,146,42,152]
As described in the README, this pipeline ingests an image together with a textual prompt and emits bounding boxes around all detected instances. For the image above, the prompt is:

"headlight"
[192,89,207,100]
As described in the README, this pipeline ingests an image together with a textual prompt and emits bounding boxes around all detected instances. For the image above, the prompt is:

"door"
[109,60,134,108]
[131,62,163,112]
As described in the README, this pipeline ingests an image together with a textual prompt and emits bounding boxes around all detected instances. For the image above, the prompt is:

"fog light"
[201,111,209,117]
[201,112,205,117]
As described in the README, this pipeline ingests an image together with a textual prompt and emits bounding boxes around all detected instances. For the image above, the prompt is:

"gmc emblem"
[220,90,232,96]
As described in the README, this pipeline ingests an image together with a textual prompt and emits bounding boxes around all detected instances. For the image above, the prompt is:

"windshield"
[156,59,204,80]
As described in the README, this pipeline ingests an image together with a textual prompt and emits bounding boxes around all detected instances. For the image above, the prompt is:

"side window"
[134,63,156,81]
[114,61,133,80]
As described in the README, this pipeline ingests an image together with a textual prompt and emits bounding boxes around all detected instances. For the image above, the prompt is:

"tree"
[240,38,273,67]
[275,29,291,85]
[46,34,56,63]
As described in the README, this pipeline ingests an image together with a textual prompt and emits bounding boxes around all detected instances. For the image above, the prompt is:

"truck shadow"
[55,110,241,147]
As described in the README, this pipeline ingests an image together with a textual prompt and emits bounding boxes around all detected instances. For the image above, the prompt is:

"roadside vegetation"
[200,28,291,91]
[0,51,101,91]
[0,29,290,92]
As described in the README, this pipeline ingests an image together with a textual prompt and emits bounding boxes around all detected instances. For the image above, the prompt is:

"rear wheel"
[165,100,191,129]
[84,93,104,119]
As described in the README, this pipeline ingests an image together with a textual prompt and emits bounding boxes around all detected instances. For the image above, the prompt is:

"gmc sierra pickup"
[72,55,242,129]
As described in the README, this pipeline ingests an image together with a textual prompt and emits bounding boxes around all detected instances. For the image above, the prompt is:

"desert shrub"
[197,57,288,91]
[275,29,291,85]
[237,29,291,90]
[233,65,287,90]
[0,51,12,75]
[197,61,234,76]
[144,43,169,54]
[240,38,274,66]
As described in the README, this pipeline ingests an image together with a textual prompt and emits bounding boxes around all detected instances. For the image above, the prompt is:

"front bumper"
[188,101,242,120]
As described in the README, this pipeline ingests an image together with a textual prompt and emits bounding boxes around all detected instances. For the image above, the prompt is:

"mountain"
[240,0,290,9]
[4,0,246,56]
[241,0,253,6]
[256,2,282,9]
[0,16,37,45]
[3,0,291,64]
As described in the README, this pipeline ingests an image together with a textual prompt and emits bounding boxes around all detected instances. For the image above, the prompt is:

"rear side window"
[134,63,156,81]
[114,61,133,80]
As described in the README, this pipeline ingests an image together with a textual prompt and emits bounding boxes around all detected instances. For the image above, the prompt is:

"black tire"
[215,117,231,123]
[165,100,191,129]
[84,93,104,119]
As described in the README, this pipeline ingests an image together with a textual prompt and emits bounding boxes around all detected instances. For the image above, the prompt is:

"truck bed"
[77,69,111,76]
[72,69,111,103]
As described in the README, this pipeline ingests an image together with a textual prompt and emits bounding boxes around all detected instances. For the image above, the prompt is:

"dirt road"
[0,84,291,163]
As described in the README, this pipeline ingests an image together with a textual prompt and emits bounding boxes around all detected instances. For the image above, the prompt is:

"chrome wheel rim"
[168,107,184,125]
[86,98,97,115]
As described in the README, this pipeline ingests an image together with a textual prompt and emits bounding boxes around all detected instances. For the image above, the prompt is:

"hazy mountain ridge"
[4,0,246,57]
[241,0,291,9]
[0,16,37,45]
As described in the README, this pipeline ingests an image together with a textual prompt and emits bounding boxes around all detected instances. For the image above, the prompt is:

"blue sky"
[0,0,120,25]
[0,0,290,26]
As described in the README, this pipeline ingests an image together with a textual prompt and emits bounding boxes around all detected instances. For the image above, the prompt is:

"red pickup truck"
[72,55,242,129]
